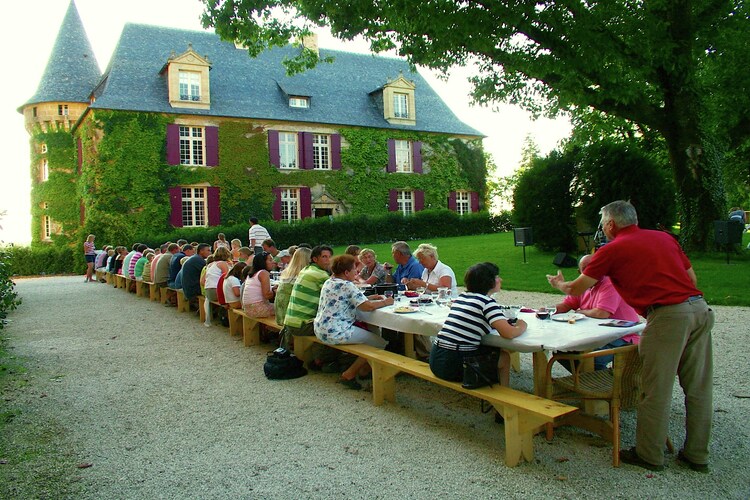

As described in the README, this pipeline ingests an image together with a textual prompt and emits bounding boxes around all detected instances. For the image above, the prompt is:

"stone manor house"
[20,1,484,243]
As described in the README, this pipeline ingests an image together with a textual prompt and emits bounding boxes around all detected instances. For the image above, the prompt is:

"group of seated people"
[95,235,640,412]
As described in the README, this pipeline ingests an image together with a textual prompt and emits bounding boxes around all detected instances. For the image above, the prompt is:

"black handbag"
[263,348,307,380]
[461,350,500,389]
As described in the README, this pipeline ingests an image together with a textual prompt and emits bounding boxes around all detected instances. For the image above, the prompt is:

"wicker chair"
[544,344,668,466]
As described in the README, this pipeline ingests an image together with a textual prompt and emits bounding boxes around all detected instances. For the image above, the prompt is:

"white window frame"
[395,140,412,172]
[179,71,201,102]
[279,132,298,169]
[42,202,56,240]
[41,143,48,154]
[181,187,207,227]
[312,134,331,170]
[179,126,205,166]
[280,188,301,223]
[393,92,409,118]
[397,190,414,216]
[455,190,471,215]
[289,97,310,108]
[58,104,69,116]
[41,158,49,181]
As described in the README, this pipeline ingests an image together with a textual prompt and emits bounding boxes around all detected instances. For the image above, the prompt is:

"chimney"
[300,33,319,56]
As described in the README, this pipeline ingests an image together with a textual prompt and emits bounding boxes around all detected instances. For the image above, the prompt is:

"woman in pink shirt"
[83,234,96,282]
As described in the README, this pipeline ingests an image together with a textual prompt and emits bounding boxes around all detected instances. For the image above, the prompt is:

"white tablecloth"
[356,306,644,353]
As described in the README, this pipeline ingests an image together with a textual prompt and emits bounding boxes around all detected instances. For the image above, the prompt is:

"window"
[41,143,47,154]
[280,188,301,222]
[42,202,57,240]
[397,190,414,216]
[58,104,68,116]
[395,140,412,172]
[394,93,409,118]
[41,159,49,182]
[179,126,205,165]
[32,107,38,118]
[455,191,471,215]
[181,187,206,227]
[279,132,298,169]
[289,97,309,108]
[179,71,201,101]
[312,134,330,170]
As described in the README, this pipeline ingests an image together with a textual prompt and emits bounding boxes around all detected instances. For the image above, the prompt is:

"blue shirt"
[393,256,425,284]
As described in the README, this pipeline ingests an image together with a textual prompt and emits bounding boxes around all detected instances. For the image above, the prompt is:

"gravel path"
[3,276,749,498]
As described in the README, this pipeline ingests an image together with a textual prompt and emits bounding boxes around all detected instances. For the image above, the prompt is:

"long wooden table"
[356,302,645,396]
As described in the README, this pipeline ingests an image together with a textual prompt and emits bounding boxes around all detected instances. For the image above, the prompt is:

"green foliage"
[0,247,22,329]
[572,140,677,231]
[29,127,79,245]
[4,245,76,277]
[200,0,746,249]
[513,151,577,252]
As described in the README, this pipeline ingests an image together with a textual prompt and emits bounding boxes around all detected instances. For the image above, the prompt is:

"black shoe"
[338,377,362,390]
[619,447,664,471]
[494,411,504,425]
[677,450,709,473]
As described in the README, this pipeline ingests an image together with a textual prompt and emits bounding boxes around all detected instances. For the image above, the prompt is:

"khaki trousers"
[636,299,714,466]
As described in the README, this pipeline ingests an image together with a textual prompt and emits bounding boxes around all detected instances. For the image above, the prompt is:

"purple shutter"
[169,187,183,227]
[412,141,423,173]
[448,191,457,211]
[470,191,480,212]
[296,132,304,168]
[268,130,280,167]
[387,139,396,172]
[272,188,281,221]
[414,190,425,212]
[166,124,180,165]
[330,134,342,170]
[77,138,82,174]
[388,189,398,211]
[302,132,314,169]
[207,187,220,225]
[300,187,312,219]
[205,126,219,166]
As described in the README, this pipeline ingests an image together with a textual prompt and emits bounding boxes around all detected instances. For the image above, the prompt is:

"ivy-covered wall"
[29,126,79,246]
[35,110,486,246]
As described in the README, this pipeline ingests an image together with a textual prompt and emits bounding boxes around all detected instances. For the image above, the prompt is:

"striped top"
[284,264,330,328]
[436,293,505,351]
[84,241,96,255]
[127,252,143,279]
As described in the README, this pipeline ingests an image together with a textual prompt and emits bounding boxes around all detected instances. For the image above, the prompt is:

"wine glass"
[384,290,394,301]
[547,305,557,319]
[536,307,550,321]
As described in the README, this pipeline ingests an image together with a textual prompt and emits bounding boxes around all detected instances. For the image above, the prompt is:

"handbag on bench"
[461,350,500,390]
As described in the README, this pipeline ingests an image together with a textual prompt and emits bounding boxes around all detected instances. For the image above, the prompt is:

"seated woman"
[242,251,276,318]
[430,262,527,389]
[214,233,230,252]
[230,238,242,262]
[222,262,246,309]
[345,244,364,276]
[357,248,388,285]
[202,247,232,326]
[140,251,155,282]
[314,254,394,390]
[406,243,458,296]
[274,247,312,326]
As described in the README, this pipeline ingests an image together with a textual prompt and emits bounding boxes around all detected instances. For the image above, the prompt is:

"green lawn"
[333,231,750,306]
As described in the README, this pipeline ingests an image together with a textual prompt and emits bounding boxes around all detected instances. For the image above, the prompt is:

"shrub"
[0,246,22,328]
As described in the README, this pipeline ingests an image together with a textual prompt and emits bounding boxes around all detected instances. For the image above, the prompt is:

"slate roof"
[90,24,483,137]
[21,0,101,108]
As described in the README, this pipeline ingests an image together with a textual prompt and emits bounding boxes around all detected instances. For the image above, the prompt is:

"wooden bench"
[227,308,282,347]
[114,274,126,289]
[196,295,228,324]
[95,269,105,282]
[145,281,159,302]
[294,336,577,467]
[123,276,135,293]
[135,279,148,297]
[166,287,190,312]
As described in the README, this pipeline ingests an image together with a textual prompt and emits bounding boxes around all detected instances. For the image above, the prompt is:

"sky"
[0,0,571,245]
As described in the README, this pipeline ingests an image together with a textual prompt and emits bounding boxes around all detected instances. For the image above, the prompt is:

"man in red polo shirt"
[547,200,714,473]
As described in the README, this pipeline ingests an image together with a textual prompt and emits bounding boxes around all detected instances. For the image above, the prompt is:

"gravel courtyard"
[2,276,748,498]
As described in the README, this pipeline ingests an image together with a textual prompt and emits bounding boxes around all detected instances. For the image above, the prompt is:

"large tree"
[202,0,747,250]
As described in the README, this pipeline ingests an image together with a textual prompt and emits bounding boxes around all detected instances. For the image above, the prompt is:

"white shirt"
[421,260,458,297]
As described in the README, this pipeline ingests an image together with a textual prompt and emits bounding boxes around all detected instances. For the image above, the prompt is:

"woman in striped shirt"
[83,234,96,282]
[430,262,527,386]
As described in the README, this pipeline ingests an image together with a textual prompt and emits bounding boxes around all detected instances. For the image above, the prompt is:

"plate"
[552,313,586,322]
[394,306,417,314]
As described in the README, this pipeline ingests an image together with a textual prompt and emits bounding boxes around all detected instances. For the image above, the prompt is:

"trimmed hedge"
[0,247,22,328]
[6,210,512,276]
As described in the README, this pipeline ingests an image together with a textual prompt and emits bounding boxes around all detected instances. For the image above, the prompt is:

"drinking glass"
[384,290,394,300]
[547,305,557,318]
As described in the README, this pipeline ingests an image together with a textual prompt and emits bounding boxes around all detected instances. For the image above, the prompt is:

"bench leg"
[149,284,159,302]
[135,281,143,297]
[176,291,188,312]
[292,336,315,365]
[228,309,242,336]
[161,287,170,305]
[243,318,260,347]
[197,296,206,323]
[371,363,399,405]
[403,333,416,359]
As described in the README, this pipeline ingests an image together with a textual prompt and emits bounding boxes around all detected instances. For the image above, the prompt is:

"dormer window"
[393,93,409,118]
[179,71,201,101]
[381,75,416,125]
[289,96,309,108]
[58,104,69,116]
[161,44,212,110]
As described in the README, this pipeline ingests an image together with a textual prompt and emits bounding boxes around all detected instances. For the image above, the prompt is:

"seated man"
[181,243,211,309]
[384,241,424,285]
[554,254,640,371]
